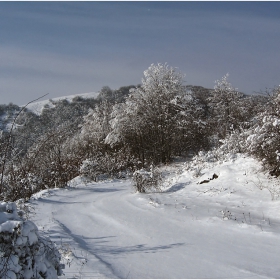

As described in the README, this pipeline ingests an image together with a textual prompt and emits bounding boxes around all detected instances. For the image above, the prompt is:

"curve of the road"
[30,179,280,279]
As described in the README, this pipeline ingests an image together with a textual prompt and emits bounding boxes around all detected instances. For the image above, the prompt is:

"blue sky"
[0,1,280,105]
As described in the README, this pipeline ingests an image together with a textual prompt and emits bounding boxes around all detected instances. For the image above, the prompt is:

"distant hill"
[24,92,99,115]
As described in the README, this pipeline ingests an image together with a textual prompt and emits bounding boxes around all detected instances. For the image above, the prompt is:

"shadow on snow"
[55,218,186,256]
[164,183,186,193]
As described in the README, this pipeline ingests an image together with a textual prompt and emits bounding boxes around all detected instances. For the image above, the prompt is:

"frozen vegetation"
[0,201,63,278]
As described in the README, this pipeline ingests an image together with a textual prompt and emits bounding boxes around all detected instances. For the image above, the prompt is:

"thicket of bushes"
[0,63,277,199]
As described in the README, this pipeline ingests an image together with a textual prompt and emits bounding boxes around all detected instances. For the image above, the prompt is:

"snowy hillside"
[24,92,99,115]
[28,154,280,278]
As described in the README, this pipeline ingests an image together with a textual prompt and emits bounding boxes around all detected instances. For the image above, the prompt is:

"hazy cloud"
[0,2,280,105]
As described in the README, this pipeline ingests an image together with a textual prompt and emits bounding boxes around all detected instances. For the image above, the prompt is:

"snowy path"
[30,157,280,278]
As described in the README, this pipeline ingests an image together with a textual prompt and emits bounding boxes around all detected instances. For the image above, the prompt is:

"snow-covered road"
[30,157,280,278]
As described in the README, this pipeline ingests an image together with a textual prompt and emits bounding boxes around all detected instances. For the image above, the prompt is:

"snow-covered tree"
[246,86,280,175]
[105,63,208,164]
[79,100,139,179]
[96,86,114,101]
[208,74,244,138]
[81,100,113,146]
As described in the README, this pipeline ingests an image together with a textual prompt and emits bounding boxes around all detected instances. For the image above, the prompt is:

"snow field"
[29,154,280,278]
[24,92,98,115]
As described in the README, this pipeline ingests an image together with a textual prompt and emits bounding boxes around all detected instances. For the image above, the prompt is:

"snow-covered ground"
[24,92,98,115]
[29,154,280,278]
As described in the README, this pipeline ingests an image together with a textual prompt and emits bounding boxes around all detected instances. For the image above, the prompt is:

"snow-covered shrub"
[187,150,219,176]
[187,120,256,177]
[80,150,140,182]
[14,126,84,192]
[245,86,280,176]
[0,125,83,201]
[205,74,267,146]
[79,158,102,182]
[246,115,280,175]
[1,171,45,202]
[218,129,248,155]
[187,137,246,177]
[0,201,64,278]
[207,74,244,139]
[133,165,162,193]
